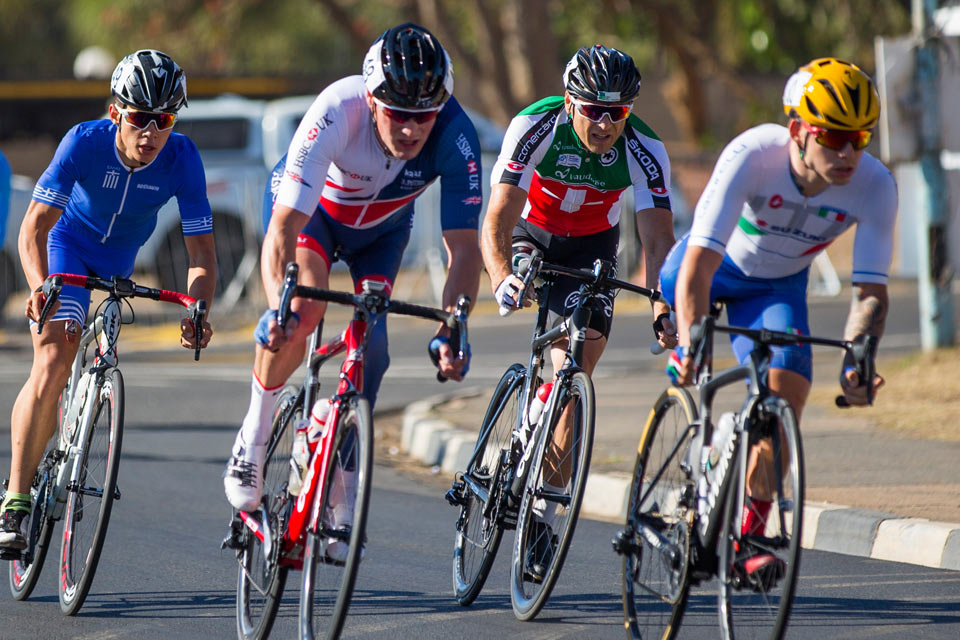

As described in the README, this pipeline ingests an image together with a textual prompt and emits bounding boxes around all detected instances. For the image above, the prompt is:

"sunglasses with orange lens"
[372,97,441,125]
[571,98,633,123]
[120,108,177,131]
[800,120,872,151]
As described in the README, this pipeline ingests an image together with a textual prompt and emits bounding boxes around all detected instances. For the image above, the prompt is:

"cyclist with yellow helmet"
[658,57,895,581]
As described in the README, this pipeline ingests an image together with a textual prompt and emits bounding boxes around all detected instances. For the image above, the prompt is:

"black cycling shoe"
[731,549,786,592]
[0,508,30,552]
[524,521,557,584]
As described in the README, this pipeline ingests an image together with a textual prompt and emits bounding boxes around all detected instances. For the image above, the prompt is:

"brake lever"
[192,300,207,361]
[37,275,63,335]
[276,262,299,331]
[835,335,879,408]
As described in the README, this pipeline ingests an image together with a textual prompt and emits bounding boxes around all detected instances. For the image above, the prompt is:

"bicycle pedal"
[0,548,22,561]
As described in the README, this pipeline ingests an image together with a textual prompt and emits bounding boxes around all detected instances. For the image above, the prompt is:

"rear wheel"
[510,370,594,621]
[620,386,697,640]
[452,363,525,605]
[59,368,124,615]
[8,466,56,600]
[299,395,373,640]
[236,386,298,640]
[718,396,804,640]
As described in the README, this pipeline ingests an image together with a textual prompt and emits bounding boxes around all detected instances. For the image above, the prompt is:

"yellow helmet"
[782,57,880,131]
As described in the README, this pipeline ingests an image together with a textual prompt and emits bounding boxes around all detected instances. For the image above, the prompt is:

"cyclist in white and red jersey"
[223,25,482,555]
[481,45,677,580]
[660,57,895,582]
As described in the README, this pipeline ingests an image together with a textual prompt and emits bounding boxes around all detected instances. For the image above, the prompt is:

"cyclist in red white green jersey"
[481,45,677,579]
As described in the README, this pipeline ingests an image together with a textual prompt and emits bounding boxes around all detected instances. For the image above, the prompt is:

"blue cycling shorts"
[42,222,138,327]
[659,234,813,381]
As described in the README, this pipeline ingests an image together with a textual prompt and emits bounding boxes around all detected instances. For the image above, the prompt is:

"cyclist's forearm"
[441,232,481,314]
[480,184,526,289]
[18,201,59,290]
[261,206,310,308]
[675,246,723,345]
[184,233,217,306]
[843,283,888,341]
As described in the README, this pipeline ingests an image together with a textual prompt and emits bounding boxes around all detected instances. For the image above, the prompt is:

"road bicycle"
[223,262,469,640]
[613,304,877,640]
[446,252,664,620]
[2,273,206,615]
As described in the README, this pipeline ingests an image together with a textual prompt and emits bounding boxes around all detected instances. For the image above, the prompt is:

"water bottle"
[697,412,738,525]
[526,382,554,427]
[707,412,737,470]
[288,399,332,496]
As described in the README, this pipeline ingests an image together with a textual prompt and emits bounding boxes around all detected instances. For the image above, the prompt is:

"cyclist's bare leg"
[542,331,605,487]
[8,321,82,494]
[747,368,809,501]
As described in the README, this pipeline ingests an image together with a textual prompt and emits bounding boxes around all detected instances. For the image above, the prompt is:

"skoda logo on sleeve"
[599,148,618,166]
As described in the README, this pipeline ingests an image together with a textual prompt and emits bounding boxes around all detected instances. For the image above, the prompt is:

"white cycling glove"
[495,276,523,317]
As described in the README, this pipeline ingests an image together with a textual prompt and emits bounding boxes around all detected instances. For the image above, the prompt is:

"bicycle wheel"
[9,464,56,600]
[620,386,698,640]
[236,386,298,640]
[453,363,525,605]
[511,369,594,621]
[718,396,804,640]
[59,368,124,615]
[299,395,373,640]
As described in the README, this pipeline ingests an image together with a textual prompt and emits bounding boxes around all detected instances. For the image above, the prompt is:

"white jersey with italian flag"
[689,123,898,283]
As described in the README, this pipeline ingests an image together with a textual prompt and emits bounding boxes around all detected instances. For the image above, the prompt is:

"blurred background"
[0,0,954,339]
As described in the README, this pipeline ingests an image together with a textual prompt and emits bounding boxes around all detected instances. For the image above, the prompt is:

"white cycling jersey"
[688,124,897,283]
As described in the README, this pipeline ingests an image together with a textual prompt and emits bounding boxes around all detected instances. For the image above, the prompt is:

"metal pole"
[913,0,954,349]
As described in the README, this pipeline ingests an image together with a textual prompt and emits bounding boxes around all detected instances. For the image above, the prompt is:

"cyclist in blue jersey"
[223,24,482,547]
[1,50,216,552]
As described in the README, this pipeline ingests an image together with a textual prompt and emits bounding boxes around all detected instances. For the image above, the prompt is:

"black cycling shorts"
[512,218,619,339]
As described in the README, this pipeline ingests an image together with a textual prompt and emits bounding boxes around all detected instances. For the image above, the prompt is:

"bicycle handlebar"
[276,262,470,380]
[517,250,664,303]
[689,315,878,406]
[39,273,207,360]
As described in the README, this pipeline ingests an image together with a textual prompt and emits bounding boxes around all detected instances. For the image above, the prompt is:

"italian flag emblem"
[817,206,847,223]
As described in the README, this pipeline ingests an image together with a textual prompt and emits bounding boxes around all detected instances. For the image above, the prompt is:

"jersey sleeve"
[435,109,483,231]
[625,128,672,212]
[32,124,86,210]
[274,90,348,215]
[490,109,559,192]
[850,166,898,285]
[688,134,764,255]
[174,138,213,236]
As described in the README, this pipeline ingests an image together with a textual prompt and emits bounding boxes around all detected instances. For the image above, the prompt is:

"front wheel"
[453,363,525,605]
[236,386,298,640]
[620,386,698,640]
[718,396,804,640]
[299,395,373,640]
[59,368,124,615]
[511,370,595,621]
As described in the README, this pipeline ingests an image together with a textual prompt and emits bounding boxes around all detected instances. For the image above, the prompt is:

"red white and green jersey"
[689,124,898,282]
[490,96,672,237]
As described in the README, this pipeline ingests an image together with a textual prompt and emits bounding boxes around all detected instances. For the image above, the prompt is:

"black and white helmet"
[111,49,188,112]
[563,45,641,104]
[362,23,453,110]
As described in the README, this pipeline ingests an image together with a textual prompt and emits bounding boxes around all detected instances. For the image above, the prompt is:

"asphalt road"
[0,292,958,638]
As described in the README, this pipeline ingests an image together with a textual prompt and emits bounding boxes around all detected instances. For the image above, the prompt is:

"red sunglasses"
[800,120,871,151]
[571,97,633,123]
[119,108,177,131]
[373,97,440,125]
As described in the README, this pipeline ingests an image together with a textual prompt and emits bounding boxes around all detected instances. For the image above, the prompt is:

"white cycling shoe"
[223,438,267,512]
[324,467,358,564]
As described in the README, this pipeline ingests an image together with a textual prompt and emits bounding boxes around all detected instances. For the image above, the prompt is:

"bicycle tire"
[8,466,56,600]
[236,385,298,640]
[621,386,698,640]
[299,395,373,640]
[59,367,124,615]
[718,396,804,640]
[510,369,594,621]
[453,363,525,606]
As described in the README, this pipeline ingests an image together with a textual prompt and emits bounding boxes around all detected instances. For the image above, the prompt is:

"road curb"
[401,390,960,571]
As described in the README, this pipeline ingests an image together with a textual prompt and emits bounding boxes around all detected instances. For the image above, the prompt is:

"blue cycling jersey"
[33,119,212,247]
